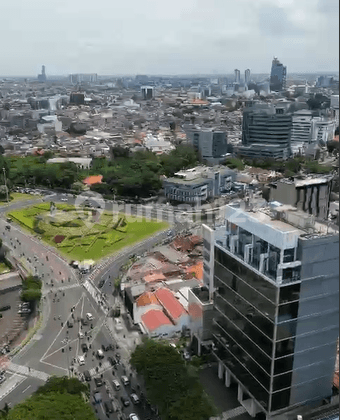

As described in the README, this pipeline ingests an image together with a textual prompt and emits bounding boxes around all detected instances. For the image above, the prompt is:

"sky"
[0,0,338,76]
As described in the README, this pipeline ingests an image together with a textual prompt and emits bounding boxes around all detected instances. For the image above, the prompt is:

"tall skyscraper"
[202,203,339,418]
[234,69,240,84]
[245,69,251,85]
[270,57,287,92]
[38,65,47,83]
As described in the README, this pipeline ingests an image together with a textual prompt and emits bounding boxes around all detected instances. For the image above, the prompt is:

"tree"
[0,185,8,200]
[130,339,216,420]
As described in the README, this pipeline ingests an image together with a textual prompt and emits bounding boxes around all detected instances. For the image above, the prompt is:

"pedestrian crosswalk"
[8,362,50,382]
[89,361,110,377]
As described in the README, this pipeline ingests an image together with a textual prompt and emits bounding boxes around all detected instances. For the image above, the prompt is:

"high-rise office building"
[184,127,229,163]
[141,86,154,100]
[245,69,251,85]
[37,65,47,83]
[234,69,241,84]
[270,57,287,92]
[239,101,292,159]
[202,202,339,418]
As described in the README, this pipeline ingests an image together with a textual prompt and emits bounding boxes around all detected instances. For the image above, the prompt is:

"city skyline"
[0,0,338,76]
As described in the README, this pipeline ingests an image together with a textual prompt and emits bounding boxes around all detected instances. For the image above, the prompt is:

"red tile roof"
[136,291,159,307]
[141,309,172,331]
[185,261,203,281]
[154,288,187,320]
[83,175,103,185]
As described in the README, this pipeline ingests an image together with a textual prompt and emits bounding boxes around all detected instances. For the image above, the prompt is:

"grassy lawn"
[8,204,168,262]
[0,262,10,274]
[0,192,42,206]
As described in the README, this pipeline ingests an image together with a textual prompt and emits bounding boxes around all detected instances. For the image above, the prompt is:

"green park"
[8,202,168,261]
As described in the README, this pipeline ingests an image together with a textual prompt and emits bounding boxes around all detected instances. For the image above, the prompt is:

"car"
[101,344,110,351]
[129,414,139,420]
[60,198,68,202]
[81,343,88,352]
[0,375,6,385]
[78,355,85,366]
[96,349,104,359]
[67,320,73,328]
[114,318,123,331]
[130,393,140,404]
[81,318,89,326]
[94,377,103,387]
[120,396,130,407]
[98,279,105,288]
[93,392,102,403]
[84,370,91,381]
[121,375,129,386]
[86,313,94,321]
[104,400,114,414]
[108,356,115,366]
[78,332,84,339]
[112,379,120,390]
[115,352,121,360]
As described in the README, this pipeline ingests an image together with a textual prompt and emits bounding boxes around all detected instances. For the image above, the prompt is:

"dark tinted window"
[215,247,278,303]
[271,389,291,411]
[279,283,300,304]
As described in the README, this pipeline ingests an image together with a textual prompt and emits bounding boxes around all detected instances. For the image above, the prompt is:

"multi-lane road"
[0,194,176,419]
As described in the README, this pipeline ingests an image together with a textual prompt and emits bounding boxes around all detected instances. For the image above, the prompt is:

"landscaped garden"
[8,203,168,261]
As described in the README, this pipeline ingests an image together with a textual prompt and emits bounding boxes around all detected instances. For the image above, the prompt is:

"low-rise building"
[163,166,235,203]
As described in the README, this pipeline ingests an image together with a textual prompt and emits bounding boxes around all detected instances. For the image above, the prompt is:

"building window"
[283,248,295,263]
[203,238,211,251]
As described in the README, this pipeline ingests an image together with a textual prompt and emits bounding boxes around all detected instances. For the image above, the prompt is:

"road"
[0,195,171,419]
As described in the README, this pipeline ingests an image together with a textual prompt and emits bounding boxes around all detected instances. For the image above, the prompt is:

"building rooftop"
[136,291,159,307]
[83,175,103,185]
[154,288,187,320]
[141,309,172,331]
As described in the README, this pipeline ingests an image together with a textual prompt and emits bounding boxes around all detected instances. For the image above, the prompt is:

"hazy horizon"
[1,0,338,76]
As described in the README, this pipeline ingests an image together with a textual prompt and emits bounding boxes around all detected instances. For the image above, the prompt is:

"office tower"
[245,69,251,85]
[184,127,229,163]
[234,69,241,84]
[290,110,314,155]
[239,101,292,159]
[202,203,339,418]
[270,57,287,92]
[38,65,47,83]
[141,86,154,100]
[69,74,98,84]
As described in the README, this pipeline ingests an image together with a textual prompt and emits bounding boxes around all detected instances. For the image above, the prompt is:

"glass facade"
[213,245,306,413]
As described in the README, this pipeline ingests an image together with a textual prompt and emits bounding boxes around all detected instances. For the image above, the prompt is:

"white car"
[78,355,85,366]
[78,332,84,339]
[86,313,94,321]
[121,375,129,386]
[114,318,123,331]
[129,414,139,420]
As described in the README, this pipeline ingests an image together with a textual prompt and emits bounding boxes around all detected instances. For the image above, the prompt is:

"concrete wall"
[290,234,339,406]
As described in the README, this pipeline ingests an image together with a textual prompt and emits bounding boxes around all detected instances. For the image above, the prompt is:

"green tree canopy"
[130,339,215,420]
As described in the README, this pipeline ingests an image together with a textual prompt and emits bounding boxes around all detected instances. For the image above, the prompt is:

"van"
[104,400,114,414]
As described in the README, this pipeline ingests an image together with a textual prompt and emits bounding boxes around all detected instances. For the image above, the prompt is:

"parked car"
[129,413,139,420]
[78,332,84,339]
[67,320,73,328]
[98,279,105,288]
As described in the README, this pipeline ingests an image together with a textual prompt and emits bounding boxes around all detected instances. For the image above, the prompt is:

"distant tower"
[234,69,240,84]
[270,57,286,92]
[38,65,47,83]
[245,69,251,85]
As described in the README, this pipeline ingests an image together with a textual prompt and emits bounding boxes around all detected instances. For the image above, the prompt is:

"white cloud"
[0,0,338,75]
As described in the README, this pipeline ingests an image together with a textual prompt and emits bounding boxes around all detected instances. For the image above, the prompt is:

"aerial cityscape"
[0,1,339,420]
